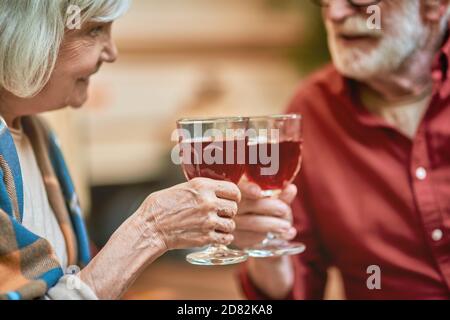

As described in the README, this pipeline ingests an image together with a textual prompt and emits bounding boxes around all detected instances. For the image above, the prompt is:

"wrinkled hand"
[233,181,297,249]
[133,178,241,250]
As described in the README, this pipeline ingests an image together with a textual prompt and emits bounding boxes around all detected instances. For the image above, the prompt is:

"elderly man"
[235,0,450,299]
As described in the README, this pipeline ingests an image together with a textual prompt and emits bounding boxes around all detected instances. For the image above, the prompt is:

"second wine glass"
[244,114,306,257]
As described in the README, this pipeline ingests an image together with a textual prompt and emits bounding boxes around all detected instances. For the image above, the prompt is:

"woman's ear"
[422,0,449,23]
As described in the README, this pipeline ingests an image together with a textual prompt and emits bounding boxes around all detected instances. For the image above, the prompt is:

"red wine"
[180,139,246,184]
[245,140,302,190]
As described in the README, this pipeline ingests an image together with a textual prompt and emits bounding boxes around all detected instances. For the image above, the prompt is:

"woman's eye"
[89,25,104,37]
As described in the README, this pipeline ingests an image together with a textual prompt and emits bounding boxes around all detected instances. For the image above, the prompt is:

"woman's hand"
[134,177,241,250]
[79,178,241,300]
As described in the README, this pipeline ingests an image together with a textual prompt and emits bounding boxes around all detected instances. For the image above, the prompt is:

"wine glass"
[244,114,306,257]
[176,116,249,265]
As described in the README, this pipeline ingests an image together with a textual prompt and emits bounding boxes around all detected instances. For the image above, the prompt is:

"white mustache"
[329,17,383,38]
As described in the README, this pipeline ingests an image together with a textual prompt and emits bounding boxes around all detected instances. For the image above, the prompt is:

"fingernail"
[278,228,291,234]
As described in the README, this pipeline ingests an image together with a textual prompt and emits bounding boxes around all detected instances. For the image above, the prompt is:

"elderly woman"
[0,0,240,300]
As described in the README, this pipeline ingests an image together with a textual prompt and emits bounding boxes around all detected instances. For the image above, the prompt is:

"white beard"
[326,1,428,80]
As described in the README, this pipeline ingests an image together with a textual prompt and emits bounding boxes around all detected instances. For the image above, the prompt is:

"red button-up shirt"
[240,40,450,300]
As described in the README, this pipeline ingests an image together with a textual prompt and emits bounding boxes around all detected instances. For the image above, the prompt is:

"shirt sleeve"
[44,275,98,300]
[293,189,331,299]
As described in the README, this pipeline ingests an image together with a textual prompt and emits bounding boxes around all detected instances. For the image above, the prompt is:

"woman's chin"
[69,84,90,108]
[68,94,88,109]
[69,103,85,109]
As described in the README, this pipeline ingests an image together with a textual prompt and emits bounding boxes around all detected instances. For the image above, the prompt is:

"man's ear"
[422,0,449,23]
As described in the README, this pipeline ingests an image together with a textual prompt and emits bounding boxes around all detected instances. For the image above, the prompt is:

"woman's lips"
[78,66,101,83]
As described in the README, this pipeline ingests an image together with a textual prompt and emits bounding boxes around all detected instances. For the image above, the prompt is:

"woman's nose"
[326,0,357,23]
[101,39,118,63]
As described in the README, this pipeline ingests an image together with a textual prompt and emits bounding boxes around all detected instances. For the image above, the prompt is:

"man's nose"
[326,0,357,23]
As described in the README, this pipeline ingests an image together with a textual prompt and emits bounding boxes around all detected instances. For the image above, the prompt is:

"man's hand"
[233,180,298,299]
[233,181,298,249]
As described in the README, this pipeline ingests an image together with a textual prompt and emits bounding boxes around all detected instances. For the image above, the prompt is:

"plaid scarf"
[0,116,90,300]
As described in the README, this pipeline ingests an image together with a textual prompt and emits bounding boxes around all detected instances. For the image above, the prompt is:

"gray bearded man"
[236,0,450,299]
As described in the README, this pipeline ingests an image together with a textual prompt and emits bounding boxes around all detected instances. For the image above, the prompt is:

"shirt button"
[415,167,427,180]
[431,229,443,242]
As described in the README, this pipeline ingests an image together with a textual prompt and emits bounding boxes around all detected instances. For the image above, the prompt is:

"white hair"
[0,0,130,98]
